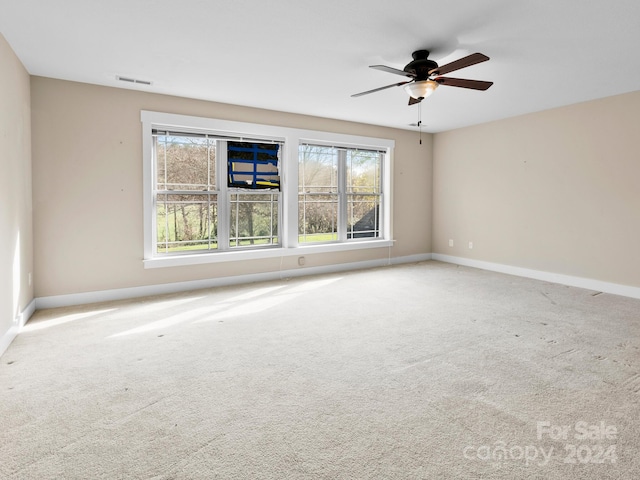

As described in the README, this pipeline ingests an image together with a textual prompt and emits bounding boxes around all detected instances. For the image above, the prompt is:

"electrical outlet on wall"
[449,239,454,247]
[468,241,473,249]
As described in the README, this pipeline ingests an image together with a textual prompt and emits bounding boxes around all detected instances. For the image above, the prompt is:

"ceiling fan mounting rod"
[404,50,438,80]
[412,50,430,60]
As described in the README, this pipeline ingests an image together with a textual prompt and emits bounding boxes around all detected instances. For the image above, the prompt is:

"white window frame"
[142,111,394,269]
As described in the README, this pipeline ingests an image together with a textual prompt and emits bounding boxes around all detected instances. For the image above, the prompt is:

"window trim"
[141,111,394,269]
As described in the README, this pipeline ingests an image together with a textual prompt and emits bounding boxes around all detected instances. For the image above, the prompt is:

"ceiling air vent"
[116,76,152,86]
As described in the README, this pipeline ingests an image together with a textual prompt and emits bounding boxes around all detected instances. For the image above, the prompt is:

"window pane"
[156,193,217,253]
[298,145,338,193]
[229,193,279,247]
[346,150,382,240]
[347,150,381,194]
[299,145,339,243]
[298,194,339,243]
[156,135,215,191]
[347,195,380,239]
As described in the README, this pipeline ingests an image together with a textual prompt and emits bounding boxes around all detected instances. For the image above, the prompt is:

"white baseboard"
[35,253,433,310]
[432,254,640,300]
[11,252,636,356]
[0,298,36,358]
[28,251,640,312]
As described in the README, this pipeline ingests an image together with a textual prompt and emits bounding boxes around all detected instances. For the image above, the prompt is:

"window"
[298,145,383,243]
[153,131,281,254]
[154,132,217,253]
[142,111,394,268]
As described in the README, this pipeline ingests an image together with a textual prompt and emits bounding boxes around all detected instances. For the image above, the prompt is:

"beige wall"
[11,62,640,306]
[0,34,33,339]
[433,91,640,288]
[31,77,432,297]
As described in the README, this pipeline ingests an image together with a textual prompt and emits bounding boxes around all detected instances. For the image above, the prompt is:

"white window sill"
[143,239,395,269]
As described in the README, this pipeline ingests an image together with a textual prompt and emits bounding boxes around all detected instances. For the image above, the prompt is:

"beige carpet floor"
[1,260,639,479]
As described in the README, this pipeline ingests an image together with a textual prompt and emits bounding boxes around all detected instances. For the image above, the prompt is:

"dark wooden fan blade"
[434,77,493,91]
[408,96,422,105]
[351,80,411,98]
[370,65,416,78]
[429,53,489,76]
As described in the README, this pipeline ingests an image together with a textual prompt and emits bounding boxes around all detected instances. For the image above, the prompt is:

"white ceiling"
[2,0,640,132]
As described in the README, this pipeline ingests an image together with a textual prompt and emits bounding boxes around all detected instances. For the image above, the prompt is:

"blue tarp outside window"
[227,142,280,190]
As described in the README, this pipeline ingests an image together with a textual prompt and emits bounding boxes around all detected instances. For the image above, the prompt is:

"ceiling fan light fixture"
[404,80,439,99]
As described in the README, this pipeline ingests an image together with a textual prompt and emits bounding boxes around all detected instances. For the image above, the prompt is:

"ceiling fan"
[352,50,493,105]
